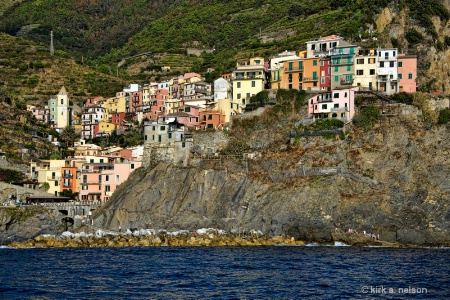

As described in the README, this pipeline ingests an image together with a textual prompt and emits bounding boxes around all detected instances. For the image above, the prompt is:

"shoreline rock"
[7,231,305,249]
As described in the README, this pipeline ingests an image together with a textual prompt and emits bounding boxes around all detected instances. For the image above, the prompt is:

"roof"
[58,86,68,95]
[166,112,195,118]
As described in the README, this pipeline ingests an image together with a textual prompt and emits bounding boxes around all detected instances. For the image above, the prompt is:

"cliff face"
[94,104,450,245]
[0,206,62,244]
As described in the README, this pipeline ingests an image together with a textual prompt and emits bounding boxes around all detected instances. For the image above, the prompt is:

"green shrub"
[406,29,423,45]
[437,108,450,124]
[353,106,381,130]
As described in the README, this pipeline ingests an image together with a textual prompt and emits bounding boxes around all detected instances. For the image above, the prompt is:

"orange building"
[199,110,227,129]
[60,166,78,195]
[302,57,321,91]
[282,58,304,90]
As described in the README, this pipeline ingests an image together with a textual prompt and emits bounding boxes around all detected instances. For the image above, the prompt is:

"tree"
[59,126,78,147]
[41,182,50,191]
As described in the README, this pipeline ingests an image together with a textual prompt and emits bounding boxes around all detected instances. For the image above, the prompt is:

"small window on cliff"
[131,164,135,169]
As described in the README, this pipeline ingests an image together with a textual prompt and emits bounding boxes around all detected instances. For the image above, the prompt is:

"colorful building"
[397,54,417,93]
[376,48,398,95]
[232,57,266,107]
[353,49,377,91]
[307,87,357,121]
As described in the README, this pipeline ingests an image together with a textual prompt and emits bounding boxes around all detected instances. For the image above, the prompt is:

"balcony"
[331,59,354,66]
[284,67,303,72]
[330,107,348,112]
[317,97,333,103]
[63,182,71,187]
[378,56,395,61]
[47,176,60,181]
[340,79,353,85]
[303,77,318,82]
[62,173,73,178]
[81,181,102,185]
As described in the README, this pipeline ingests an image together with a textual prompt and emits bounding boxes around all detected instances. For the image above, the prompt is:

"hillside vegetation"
[0,33,126,105]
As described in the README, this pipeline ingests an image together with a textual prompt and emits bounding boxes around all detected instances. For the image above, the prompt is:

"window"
[90,159,94,163]
[312,71,317,80]
[370,69,375,75]
[288,84,292,89]
[398,73,403,79]
[237,82,241,88]
[322,104,327,109]
[207,124,213,128]
[398,62,403,67]
[288,74,292,82]
[160,126,165,131]
[357,58,364,64]
[334,103,339,108]
[168,133,172,139]
[131,164,135,169]
[288,62,293,70]
[390,74,393,80]
[185,107,191,112]
[334,66,338,72]
[333,93,339,98]
[321,77,325,84]
[145,135,148,141]
[105,175,109,182]
[347,65,351,71]
[251,81,255,87]
[82,185,87,190]
[299,61,303,70]
[208,115,212,120]
[116,175,119,182]
[356,70,364,75]
[389,61,394,67]
[408,73,413,79]
[55,181,58,186]
[100,159,104,163]
[237,93,241,99]
[313,60,317,66]
[380,62,384,67]
[315,105,317,110]
[320,60,324,66]
[334,76,339,82]
[369,58,375,64]
[105,185,110,192]
[246,93,250,99]
[344,92,347,97]
[61,99,63,105]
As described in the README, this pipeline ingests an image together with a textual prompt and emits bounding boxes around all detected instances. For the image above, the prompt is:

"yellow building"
[102,96,127,122]
[98,122,117,136]
[36,160,66,196]
[232,57,266,106]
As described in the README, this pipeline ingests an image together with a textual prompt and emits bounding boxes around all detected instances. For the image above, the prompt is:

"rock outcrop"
[93,104,450,246]
[0,206,63,244]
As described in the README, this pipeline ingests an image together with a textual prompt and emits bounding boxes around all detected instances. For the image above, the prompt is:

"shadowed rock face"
[0,207,62,245]
[94,108,450,246]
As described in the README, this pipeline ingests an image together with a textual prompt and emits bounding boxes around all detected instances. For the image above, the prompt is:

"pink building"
[398,54,417,93]
[85,96,104,107]
[101,161,142,202]
[80,163,113,203]
[159,111,200,128]
[130,90,143,114]
[308,87,356,121]
[149,89,169,121]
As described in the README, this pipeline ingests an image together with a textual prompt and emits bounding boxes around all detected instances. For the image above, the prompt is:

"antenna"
[50,30,54,56]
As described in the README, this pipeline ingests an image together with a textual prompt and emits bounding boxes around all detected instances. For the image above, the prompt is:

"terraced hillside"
[0,33,126,105]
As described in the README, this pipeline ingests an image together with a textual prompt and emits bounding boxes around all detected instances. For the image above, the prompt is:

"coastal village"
[6,35,417,209]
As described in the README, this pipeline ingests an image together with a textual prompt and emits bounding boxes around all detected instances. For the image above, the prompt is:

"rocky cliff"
[94,103,450,246]
[0,206,62,244]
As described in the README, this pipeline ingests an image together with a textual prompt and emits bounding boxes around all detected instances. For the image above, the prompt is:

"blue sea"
[0,246,449,299]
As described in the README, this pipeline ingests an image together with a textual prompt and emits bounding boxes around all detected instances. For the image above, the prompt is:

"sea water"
[0,246,449,299]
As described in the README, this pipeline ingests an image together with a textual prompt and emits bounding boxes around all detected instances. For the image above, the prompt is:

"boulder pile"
[7,228,305,248]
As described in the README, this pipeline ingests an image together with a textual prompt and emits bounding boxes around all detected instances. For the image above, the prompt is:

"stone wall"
[191,131,229,155]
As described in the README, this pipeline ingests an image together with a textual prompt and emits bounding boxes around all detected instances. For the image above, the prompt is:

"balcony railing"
[317,98,333,103]
[303,77,318,82]
[81,181,102,185]
[47,176,60,181]
[340,79,353,85]
[331,59,354,66]
[62,173,73,178]
[284,67,303,72]
[62,183,71,187]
